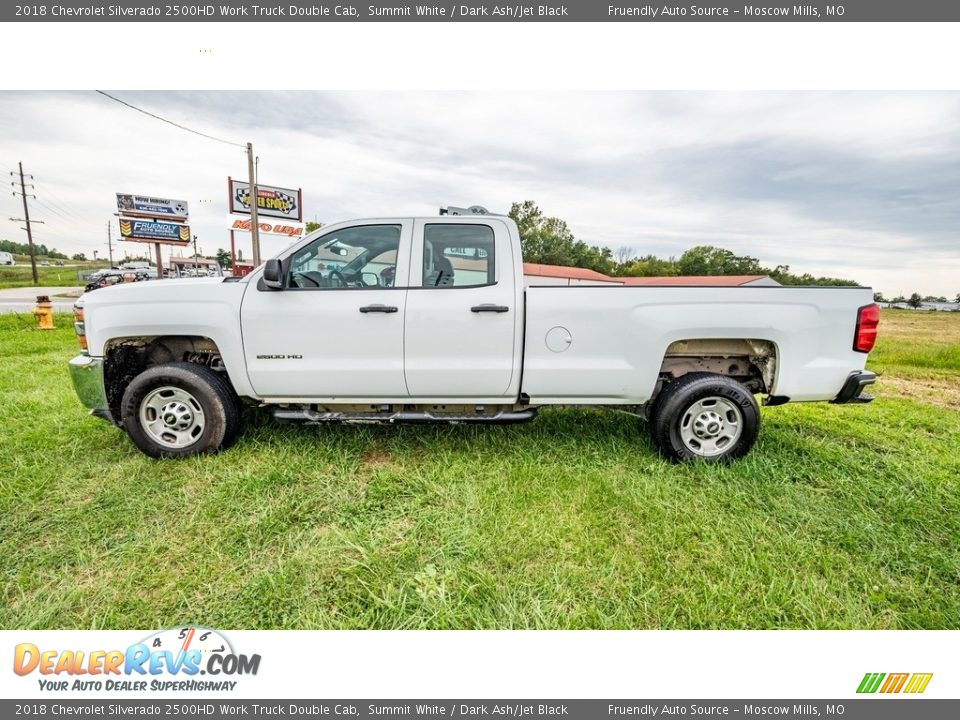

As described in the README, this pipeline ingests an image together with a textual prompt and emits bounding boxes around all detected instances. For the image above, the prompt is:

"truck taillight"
[73,304,88,353]
[854,303,880,353]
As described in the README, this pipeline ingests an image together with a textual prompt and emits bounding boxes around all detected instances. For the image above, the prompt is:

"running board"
[272,408,537,425]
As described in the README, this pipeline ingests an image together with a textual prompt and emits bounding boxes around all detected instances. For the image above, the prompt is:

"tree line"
[0,238,71,260]
[875,291,960,307]
[508,201,861,286]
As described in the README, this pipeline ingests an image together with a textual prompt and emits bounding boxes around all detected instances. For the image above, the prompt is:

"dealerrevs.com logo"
[13,626,261,693]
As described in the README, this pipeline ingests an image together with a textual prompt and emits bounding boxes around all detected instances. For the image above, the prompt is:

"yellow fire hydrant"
[33,295,55,330]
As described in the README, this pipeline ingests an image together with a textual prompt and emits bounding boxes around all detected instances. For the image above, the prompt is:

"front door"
[403,218,521,399]
[240,221,412,399]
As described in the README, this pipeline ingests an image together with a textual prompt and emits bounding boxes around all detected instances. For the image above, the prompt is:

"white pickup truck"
[69,212,879,463]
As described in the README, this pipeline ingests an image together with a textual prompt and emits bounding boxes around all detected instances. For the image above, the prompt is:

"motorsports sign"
[119,218,191,244]
[229,179,302,221]
[116,194,189,221]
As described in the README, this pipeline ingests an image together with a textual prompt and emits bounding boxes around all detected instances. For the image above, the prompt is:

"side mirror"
[263,259,283,289]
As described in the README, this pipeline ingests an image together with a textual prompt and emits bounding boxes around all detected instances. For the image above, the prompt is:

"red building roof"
[523,262,619,282]
[523,262,769,287]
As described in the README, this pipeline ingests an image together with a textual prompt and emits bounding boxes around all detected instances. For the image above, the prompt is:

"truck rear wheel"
[649,373,759,463]
[121,362,241,458]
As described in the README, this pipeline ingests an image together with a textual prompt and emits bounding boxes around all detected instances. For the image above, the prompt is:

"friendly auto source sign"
[119,218,191,244]
[116,193,189,220]
[229,179,302,221]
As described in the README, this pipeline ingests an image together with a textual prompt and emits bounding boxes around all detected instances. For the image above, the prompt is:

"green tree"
[508,201,614,274]
[677,245,763,276]
[955,293,960,304]
[621,254,680,277]
[215,249,231,267]
[873,292,886,303]
[305,221,324,234]
[71,253,86,261]
[907,293,923,309]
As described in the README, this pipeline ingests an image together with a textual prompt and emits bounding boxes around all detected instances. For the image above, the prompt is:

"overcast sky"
[0,91,957,296]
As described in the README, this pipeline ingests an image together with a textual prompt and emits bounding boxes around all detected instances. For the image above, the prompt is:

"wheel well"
[103,336,228,419]
[656,338,777,396]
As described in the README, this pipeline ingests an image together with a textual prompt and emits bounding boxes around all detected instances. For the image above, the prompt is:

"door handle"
[359,304,398,314]
[471,304,510,313]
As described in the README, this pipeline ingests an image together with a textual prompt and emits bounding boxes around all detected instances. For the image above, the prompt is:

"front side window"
[288,224,401,289]
[422,224,495,288]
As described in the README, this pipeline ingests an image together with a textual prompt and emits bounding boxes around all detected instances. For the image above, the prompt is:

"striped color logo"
[857,673,933,694]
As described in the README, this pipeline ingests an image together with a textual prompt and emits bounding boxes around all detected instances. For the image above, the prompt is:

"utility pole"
[9,162,41,284]
[247,142,261,267]
[193,234,199,274]
[106,221,114,267]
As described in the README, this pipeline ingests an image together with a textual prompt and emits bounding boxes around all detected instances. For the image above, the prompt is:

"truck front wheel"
[120,362,241,458]
[649,373,760,463]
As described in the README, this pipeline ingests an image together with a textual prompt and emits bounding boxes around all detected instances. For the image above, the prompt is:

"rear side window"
[422,224,495,288]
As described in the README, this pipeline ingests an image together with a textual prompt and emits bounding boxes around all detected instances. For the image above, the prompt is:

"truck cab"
[242,215,524,403]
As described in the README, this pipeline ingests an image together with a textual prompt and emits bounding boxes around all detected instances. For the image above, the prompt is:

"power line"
[33,187,86,219]
[32,198,77,224]
[93,90,263,266]
[32,195,101,228]
[33,183,107,231]
[94,90,246,148]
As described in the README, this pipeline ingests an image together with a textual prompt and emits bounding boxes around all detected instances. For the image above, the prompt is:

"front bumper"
[831,370,876,404]
[68,354,113,422]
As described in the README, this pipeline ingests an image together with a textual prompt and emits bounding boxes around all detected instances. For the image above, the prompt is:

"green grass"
[869,309,960,375]
[0,310,958,629]
[0,264,93,289]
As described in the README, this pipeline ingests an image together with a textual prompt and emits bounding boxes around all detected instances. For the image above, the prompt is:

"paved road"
[0,286,83,314]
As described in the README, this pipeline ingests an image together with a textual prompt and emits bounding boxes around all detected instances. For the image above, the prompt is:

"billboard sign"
[119,218,191,244]
[229,179,302,221]
[116,193,189,220]
[227,215,305,239]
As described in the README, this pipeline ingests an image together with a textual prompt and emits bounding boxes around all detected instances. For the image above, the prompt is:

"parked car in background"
[84,269,152,292]
[0,251,15,265]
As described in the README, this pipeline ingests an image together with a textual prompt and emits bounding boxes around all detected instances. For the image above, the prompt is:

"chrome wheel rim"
[678,396,742,458]
[139,386,205,448]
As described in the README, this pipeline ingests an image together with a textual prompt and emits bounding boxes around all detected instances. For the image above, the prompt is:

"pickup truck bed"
[522,284,874,404]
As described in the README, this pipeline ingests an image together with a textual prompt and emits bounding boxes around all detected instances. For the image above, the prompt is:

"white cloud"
[0,91,957,297]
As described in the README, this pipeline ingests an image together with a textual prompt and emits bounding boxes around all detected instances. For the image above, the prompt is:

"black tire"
[649,373,760,464]
[121,362,241,459]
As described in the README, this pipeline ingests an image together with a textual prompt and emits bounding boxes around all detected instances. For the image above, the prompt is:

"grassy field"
[0,263,94,289]
[0,309,957,629]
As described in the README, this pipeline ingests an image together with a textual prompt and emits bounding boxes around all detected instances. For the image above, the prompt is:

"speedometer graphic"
[140,626,234,666]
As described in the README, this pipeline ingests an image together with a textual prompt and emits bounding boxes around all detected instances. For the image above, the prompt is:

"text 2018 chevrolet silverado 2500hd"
[68,212,879,463]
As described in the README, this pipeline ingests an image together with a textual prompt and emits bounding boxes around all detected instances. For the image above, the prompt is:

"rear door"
[240,221,412,399]
[403,218,522,399]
